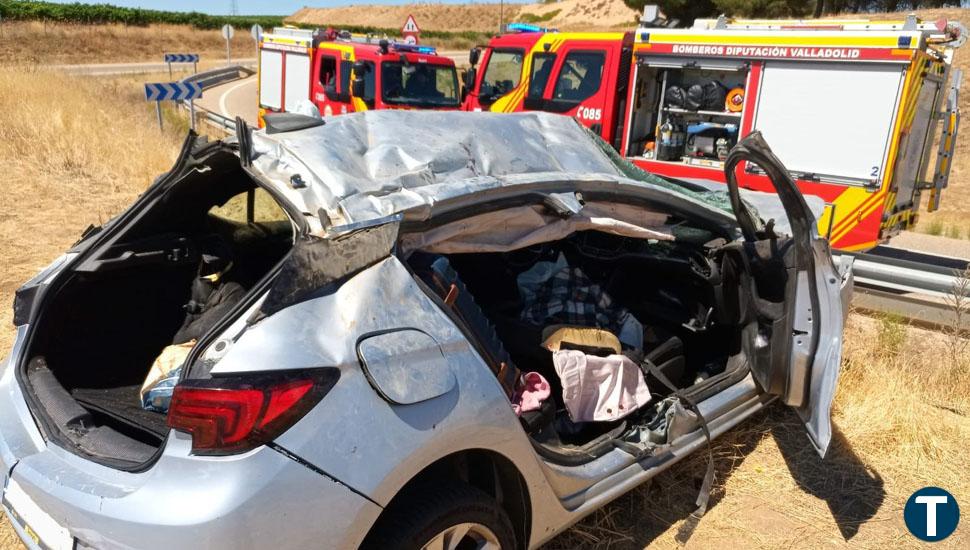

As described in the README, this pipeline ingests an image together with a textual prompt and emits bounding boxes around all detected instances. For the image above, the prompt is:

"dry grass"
[1,22,970,546]
[0,66,184,550]
[0,66,183,351]
[0,21,259,65]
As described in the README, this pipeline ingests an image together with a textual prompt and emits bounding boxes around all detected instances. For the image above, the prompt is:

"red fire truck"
[259,27,461,127]
[463,16,964,251]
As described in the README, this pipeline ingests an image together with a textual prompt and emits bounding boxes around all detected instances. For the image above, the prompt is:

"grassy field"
[1,20,970,547]
[0,21,260,64]
[0,66,184,548]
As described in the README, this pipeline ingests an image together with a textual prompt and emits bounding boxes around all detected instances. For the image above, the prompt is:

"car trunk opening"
[402,199,794,464]
[18,150,297,469]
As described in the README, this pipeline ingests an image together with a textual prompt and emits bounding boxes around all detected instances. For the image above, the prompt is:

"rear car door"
[724,132,853,457]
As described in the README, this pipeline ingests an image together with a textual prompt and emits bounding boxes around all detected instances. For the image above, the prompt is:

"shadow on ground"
[542,403,885,548]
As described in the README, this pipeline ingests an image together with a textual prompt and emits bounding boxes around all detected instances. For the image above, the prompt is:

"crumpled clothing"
[552,349,651,422]
[511,371,551,416]
[140,341,195,412]
[517,253,643,349]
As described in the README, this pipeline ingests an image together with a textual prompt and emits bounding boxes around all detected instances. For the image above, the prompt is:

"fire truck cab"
[259,27,460,126]
[462,24,634,151]
[621,14,965,250]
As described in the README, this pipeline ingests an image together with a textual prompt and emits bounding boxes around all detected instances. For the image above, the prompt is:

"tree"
[713,0,817,18]
[622,0,718,25]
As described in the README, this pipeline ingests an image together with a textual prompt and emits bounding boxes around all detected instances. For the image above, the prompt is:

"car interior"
[403,200,779,465]
[20,157,295,465]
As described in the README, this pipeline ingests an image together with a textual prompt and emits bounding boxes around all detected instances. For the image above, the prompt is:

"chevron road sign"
[164,53,199,63]
[144,82,203,131]
[144,82,202,101]
[163,53,199,79]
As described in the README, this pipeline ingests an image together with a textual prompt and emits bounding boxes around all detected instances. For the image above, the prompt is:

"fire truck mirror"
[351,61,369,99]
[462,68,477,101]
[469,48,481,67]
[352,78,365,99]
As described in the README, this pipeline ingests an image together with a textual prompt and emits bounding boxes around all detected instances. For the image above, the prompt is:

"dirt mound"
[287,3,514,33]
[517,0,639,30]
[286,0,640,33]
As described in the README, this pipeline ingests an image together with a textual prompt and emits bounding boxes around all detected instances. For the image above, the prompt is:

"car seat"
[410,253,520,396]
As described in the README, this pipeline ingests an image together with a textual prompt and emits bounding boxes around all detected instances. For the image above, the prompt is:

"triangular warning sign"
[402,14,421,34]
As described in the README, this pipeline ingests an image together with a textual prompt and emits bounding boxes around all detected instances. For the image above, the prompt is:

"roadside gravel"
[888,231,970,260]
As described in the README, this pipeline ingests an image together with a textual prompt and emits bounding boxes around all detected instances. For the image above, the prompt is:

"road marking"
[219,78,257,119]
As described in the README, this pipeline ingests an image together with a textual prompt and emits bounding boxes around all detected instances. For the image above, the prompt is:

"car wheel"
[362,482,516,550]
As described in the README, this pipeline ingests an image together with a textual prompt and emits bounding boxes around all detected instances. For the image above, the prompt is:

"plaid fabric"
[520,259,630,335]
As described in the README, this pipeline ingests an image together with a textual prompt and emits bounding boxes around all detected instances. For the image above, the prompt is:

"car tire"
[361,482,516,550]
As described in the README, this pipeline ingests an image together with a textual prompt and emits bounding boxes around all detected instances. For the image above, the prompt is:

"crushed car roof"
[248,111,736,229]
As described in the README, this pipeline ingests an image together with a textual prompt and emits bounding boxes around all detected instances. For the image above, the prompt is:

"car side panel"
[211,257,569,544]
[0,326,46,480]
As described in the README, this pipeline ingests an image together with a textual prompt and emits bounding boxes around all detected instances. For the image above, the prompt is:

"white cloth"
[552,350,651,422]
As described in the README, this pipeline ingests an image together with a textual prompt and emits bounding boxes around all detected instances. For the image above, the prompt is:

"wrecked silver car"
[1,111,851,549]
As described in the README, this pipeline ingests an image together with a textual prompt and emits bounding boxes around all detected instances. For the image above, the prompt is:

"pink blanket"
[511,371,551,416]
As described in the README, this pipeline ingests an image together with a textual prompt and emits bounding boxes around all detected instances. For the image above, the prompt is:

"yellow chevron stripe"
[829,188,884,243]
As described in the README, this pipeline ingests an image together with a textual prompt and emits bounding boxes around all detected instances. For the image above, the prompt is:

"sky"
[42,1,523,16]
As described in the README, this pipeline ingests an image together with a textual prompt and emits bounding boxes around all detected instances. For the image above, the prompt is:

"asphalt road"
[196,75,259,124]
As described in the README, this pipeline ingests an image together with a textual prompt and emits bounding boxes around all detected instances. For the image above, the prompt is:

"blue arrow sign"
[164,53,200,63]
[144,82,203,101]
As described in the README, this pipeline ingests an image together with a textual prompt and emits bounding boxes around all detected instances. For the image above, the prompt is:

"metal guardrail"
[182,65,254,92]
[840,247,970,331]
[177,65,252,133]
[193,103,237,132]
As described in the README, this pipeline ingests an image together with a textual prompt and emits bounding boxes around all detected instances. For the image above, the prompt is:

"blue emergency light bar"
[506,23,556,33]
[390,43,438,55]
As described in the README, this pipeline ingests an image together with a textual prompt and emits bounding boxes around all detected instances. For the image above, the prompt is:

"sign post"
[222,24,235,65]
[251,24,263,60]
[401,14,420,45]
[164,53,200,79]
[144,82,203,131]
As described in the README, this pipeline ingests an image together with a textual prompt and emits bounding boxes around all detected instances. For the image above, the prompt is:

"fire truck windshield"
[381,63,460,107]
[479,49,524,104]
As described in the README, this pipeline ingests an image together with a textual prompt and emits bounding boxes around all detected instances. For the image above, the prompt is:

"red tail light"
[167,369,339,455]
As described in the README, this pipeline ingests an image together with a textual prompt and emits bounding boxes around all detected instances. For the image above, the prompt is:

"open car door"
[724,132,853,458]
